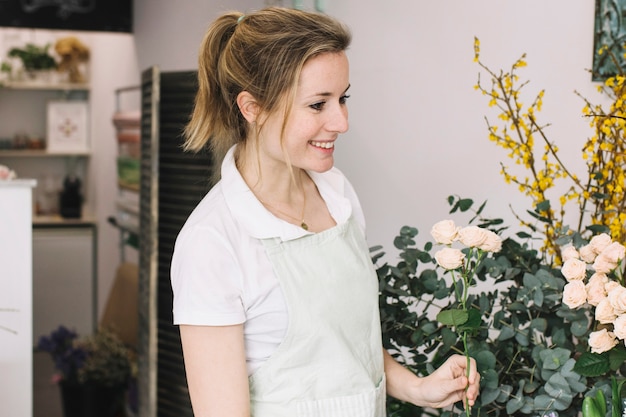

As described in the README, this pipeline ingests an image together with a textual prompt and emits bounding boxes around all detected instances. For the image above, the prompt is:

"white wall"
[133,0,606,257]
[325,1,604,252]
[1,1,608,316]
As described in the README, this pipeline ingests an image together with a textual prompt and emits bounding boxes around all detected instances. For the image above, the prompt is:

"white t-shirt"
[170,146,366,375]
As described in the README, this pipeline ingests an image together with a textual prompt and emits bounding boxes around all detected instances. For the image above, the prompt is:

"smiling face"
[256,51,350,175]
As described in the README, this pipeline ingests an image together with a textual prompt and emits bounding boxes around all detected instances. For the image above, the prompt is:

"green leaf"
[457,308,482,332]
[441,326,458,348]
[457,198,474,212]
[570,317,590,338]
[506,396,524,415]
[536,200,551,212]
[515,329,529,346]
[539,347,571,370]
[530,318,547,333]
[497,325,515,341]
[574,352,610,377]
[608,346,626,370]
[436,309,468,327]
[475,350,497,371]
[543,374,574,410]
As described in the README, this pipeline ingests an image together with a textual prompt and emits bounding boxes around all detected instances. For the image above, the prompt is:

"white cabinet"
[32,225,97,342]
[0,179,36,417]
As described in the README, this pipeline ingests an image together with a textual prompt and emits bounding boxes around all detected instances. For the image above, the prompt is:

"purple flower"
[36,325,87,383]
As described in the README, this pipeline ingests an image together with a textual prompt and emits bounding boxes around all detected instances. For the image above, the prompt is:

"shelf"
[1,80,89,91]
[0,150,90,157]
[33,213,96,227]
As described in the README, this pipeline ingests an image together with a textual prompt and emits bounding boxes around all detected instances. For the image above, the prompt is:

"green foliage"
[375,196,590,416]
[8,43,57,71]
[76,328,132,387]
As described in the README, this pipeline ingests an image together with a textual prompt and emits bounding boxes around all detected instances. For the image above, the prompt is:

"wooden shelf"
[1,80,89,91]
[0,150,90,157]
[33,213,96,227]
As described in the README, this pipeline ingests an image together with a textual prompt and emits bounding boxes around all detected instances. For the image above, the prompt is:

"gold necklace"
[258,192,308,231]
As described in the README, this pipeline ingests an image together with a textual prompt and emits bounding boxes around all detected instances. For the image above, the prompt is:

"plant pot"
[59,380,126,417]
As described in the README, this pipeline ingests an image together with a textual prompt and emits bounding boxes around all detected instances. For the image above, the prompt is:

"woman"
[171,7,479,417]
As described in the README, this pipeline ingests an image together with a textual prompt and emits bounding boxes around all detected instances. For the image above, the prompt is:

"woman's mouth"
[309,140,334,149]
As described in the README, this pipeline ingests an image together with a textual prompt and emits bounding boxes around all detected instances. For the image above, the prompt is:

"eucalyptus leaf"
[497,325,516,341]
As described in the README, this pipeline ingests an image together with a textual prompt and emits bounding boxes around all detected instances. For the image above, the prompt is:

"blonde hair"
[183,7,352,168]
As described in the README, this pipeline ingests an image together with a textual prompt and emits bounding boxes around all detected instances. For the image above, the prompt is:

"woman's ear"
[237,91,260,124]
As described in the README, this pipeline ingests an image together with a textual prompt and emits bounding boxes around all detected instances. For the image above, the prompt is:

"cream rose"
[562,281,587,309]
[614,314,626,340]
[458,226,488,248]
[588,328,618,354]
[560,258,587,281]
[593,254,619,274]
[608,285,626,314]
[430,220,459,245]
[478,230,503,253]
[434,247,465,270]
[596,298,618,324]
[579,244,597,263]
[593,242,626,273]
[600,242,626,264]
[561,246,579,262]
[586,273,608,306]
[606,280,621,293]
[589,233,613,255]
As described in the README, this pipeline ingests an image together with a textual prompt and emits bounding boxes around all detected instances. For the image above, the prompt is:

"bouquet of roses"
[430,219,502,415]
[561,233,626,355]
[560,233,626,417]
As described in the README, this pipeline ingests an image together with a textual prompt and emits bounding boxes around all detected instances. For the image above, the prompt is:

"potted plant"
[36,325,134,417]
[7,43,57,81]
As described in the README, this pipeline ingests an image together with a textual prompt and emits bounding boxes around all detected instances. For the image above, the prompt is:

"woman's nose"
[328,105,349,133]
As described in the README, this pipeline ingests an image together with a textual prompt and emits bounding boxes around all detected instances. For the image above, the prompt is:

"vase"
[59,380,126,417]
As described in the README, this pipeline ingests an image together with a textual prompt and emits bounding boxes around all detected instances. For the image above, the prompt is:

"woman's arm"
[180,324,250,417]
[384,349,480,409]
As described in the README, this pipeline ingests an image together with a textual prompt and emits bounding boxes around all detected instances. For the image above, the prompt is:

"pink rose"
[562,281,587,309]
[561,246,579,262]
[589,233,613,255]
[586,273,609,306]
[430,220,459,245]
[608,285,626,314]
[434,247,465,270]
[458,226,489,248]
[613,314,626,340]
[579,244,597,263]
[593,242,625,273]
[596,298,618,324]
[560,258,587,281]
[588,328,618,354]
[606,281,621,293]
[478,230,502,253]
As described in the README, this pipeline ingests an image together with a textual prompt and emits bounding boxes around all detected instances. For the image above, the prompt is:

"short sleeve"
[170,224,246,326]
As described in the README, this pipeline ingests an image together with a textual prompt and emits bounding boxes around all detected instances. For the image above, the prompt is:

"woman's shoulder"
[175,182,241,248]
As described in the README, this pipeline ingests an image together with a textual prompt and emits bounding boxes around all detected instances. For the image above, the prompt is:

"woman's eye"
[340,94,350,104]
[310,101,325,111]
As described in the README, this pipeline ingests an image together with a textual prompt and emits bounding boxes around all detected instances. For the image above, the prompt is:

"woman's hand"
[384,350,480,410]
[417,354,480,409]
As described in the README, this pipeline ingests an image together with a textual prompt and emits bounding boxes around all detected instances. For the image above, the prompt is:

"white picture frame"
[46,100,89,153]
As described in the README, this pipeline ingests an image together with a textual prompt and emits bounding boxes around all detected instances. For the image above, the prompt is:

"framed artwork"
[0,0,132,33]
[592,0,626,81]
[47,100,89,153]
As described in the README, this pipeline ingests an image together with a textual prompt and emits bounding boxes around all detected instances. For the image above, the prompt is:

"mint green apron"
[249,217,386,417]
